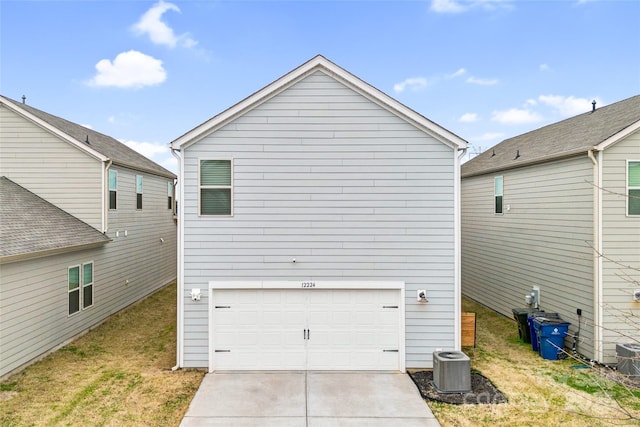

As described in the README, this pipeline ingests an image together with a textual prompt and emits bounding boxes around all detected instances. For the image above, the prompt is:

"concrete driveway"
[180,371,440,426]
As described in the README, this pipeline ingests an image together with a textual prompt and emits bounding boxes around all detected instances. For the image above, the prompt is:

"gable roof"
[0,95,176,179]
[462,94,640,178]
[0,177,111,263]
[170,55,467,151]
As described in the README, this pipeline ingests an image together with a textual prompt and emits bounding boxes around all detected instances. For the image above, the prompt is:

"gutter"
[462,147,590,179]
[454,147,466,350]
[171,148,184,370]
[103,160,112,233]
[588,148,604,363]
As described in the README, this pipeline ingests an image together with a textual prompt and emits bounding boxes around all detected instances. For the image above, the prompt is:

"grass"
[1,285,638,426]
[428,298,640,426]
[0,283,204,427]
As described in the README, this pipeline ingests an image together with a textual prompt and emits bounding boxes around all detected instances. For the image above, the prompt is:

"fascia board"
[170,56,468,151]
[1,97,108,163]
[0,240,111,265]
[594,119,640,151]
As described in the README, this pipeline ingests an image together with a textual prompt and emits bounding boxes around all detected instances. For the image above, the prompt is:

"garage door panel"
[212,288,401,371]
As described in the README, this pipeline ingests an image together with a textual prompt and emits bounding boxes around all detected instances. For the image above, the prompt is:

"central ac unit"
[617,343,640,378]
[432,351,471,393]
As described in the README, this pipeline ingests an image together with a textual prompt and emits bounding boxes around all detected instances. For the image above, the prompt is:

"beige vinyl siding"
[0,105,103,229]
[600,132,640,364]
[181,71,458,369]
[0,166,176,378]
[461,156,595,358]
[101,166,177,306]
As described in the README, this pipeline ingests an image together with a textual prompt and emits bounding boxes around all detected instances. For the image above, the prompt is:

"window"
[136,175,143,210]
[83,263,94,309]
[628,161,640,216]
[68,266,80,315]
[109,170,117,209]
[168,181,173,210]
[68,262,94,315]
[494,176,504,214]
[200,159,232,215]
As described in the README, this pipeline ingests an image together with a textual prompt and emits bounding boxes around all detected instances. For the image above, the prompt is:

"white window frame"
[109,169,118,210]
[494,176,504,215]
[168,181,174,210]
[136,175,143,210]
[68,265,81,316]
[627,160,640,217]
[68,262,95,316]
[199,158,233,217]
[82,261,94,310]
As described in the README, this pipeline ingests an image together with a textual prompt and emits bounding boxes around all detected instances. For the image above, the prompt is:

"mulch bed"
[409,370,508,405]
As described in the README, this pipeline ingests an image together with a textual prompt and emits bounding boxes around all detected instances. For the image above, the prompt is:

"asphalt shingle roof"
[0,177,111,262]
[1,96,176,179]
[462,94,640,178]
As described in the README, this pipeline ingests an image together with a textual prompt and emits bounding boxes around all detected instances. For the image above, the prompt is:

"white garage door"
[211,288,402,371]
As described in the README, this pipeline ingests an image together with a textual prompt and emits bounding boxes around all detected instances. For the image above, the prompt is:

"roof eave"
[170,55,468,152]
[594,119,640,151]
[0,239,111,265]
[462,147,591,179]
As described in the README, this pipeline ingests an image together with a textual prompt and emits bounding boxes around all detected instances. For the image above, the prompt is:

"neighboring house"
[0,96,177,378]
[461,95,640,364]
[170,55,468,372]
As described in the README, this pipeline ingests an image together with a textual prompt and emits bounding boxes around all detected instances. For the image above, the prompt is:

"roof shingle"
[462,94,640,178]
[1,95,176,179]
[0,177,111,262]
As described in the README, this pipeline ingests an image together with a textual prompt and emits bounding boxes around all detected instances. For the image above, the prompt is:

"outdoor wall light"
[417,290,428,303]
[190,288,201,301]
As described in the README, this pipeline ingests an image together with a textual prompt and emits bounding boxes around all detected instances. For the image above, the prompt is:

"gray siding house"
[461,95,640,364]
[170,55,467,372]
[0,96,177,378]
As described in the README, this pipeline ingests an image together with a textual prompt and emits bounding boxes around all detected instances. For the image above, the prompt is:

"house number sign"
[301,281,316,288]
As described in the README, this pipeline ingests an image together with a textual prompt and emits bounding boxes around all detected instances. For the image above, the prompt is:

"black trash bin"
[512,308,535,343]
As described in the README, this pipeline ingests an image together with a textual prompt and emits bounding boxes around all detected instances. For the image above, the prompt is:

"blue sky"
[2,0,639,172]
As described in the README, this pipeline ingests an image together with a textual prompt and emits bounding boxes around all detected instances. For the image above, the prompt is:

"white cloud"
[539,63,550,72]
[430,0,512,14]
[132,0,197,49]
[538,94,601,117]
[491,108,543,124]
[81,123,93,129]
[87,50,166,88]
[475,132,505,141]
[121,140,169,159]
[393,77,428,93]
[448,68,466,78]
[466,76,499,86]
[161,156,178,173]
[431,0,466,13]
[459,113,478,123]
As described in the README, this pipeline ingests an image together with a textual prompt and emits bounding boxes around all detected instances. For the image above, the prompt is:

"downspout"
[103,160,112,233]
[588,149,603,362]
[454,147,467,350]
[171,148,183,371]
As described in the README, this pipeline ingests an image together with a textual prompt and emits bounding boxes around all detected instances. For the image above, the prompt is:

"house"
[0,96,177,378]
[170,55,468,372]
[461,95,640,364]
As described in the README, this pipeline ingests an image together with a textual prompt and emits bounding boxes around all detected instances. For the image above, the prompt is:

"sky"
[1,0,639,172]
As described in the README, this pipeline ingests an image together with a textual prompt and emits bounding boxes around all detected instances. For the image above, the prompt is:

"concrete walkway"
[180,371,441,426]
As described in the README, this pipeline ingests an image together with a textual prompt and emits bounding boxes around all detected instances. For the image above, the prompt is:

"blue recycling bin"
[533,317,571,360]
[528,312,559,352]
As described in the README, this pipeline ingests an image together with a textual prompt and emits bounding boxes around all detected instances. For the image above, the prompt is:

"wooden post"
[462,312,476,347]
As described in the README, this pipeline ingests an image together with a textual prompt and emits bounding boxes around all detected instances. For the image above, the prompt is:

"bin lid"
[534,317,570,325]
